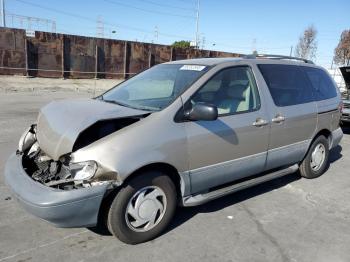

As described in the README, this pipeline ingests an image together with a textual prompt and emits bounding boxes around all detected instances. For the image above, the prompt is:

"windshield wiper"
[100,96,134,108]
[102,98,128,107]
[101,96,159,111]
[135,105,162,111]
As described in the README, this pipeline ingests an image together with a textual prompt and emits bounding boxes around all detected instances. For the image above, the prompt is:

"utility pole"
[1,0,5,27]
[194,0,200,48]
[289,46,293,56]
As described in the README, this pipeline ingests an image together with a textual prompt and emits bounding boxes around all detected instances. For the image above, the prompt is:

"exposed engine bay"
[21,137,104,190]
[73,117,143,151]
[21,142,79,190]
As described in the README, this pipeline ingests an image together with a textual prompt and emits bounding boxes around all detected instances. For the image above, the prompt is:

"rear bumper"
[4,153,109,228]
[341,108,350,122]
[341,114,350,122]
[330,127,343,149]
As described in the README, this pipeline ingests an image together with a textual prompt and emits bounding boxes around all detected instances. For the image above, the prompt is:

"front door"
[183,66,270,194]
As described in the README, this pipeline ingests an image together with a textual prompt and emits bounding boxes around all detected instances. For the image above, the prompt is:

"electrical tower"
[96,15,104,38]
[252,38,257,54]
[153,26,158,43]
[201,36,205,50]
[52,21,56,33]
[6,13,56,32]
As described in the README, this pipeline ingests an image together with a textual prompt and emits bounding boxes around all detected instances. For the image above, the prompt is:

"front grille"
[344,103,350,109]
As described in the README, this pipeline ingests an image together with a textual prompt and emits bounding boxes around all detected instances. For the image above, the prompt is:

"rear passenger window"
[302,67,337,101]
[258,64,313,107]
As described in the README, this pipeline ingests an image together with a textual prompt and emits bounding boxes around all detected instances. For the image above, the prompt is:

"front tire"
[299,135,329,179]
[107,171,177,244]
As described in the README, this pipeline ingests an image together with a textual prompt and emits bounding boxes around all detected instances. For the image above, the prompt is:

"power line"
[14,0,297,53]
[12,0,193,40]
[14,0,98,24]
[6,13,56,32]
[210,41,291,50]
[103,0,195,19]
[174,0,196,5]
[132,0,195,12]
[11,1,292,51]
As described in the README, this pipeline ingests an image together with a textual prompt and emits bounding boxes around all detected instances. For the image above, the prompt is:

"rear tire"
[299,135,329,179]
[107,171,177,244]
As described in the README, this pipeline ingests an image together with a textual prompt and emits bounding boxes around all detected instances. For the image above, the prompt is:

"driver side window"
[191,66,260,115]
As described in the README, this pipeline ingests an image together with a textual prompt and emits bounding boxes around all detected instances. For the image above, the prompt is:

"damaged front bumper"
[4,153,110,227]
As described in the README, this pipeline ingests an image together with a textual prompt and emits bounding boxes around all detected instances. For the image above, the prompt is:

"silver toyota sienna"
[4,55,343,244]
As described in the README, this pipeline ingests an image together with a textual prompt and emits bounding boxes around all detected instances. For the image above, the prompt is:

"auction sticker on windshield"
[180,65,206,71]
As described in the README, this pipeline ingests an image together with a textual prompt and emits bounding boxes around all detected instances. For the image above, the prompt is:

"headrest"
[226,84,248,100]
[199,92,215,102]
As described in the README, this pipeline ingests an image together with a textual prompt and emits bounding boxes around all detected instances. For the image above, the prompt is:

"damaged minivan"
[5,55,343,244]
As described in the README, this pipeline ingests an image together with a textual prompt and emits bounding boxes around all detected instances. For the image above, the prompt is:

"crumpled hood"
[36,98,147,160]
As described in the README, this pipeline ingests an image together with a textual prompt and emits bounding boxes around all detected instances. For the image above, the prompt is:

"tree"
[334,30,350,66]
[295,25,318,61]
[171,40,191,49]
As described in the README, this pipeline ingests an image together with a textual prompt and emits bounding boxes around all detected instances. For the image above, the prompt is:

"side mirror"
[185,102,218,121]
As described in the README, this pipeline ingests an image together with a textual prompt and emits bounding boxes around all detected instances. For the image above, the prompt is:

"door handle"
[253,118,268,127]
[272,114,285,123]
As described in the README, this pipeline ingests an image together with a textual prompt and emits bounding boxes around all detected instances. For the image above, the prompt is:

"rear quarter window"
[302,67,337,101]
[258,64,314,107]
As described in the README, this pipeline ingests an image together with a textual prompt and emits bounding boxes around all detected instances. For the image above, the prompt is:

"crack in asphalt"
[240,203,290,262]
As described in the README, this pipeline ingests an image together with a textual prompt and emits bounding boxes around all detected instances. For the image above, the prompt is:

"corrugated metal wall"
[0,28,26,75]
[0,28,241,79]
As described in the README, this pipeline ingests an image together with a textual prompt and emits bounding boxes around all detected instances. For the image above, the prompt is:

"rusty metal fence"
[0,28,241,79]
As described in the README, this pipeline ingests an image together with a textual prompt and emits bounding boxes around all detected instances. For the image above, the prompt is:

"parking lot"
[1,89,350,262]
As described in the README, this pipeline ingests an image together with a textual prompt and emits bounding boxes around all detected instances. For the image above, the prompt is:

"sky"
[4,0,350,68]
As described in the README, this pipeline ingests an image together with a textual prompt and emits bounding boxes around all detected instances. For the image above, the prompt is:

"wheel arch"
[121,162,189,202]
[312,129,332,147]
[95,162,186,232]
[302,128,332,161]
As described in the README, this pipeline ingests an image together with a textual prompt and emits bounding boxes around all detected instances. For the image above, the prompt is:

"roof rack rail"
[243,54,314,64]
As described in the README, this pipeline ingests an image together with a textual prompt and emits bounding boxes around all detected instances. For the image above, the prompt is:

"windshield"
[101,64,209,111]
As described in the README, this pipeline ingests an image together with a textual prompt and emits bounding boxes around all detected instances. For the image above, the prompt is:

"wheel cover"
[310,143,326,171]
[125,186,167,232]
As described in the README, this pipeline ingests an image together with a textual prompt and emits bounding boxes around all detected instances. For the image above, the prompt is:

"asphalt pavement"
[1,90,350,262]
